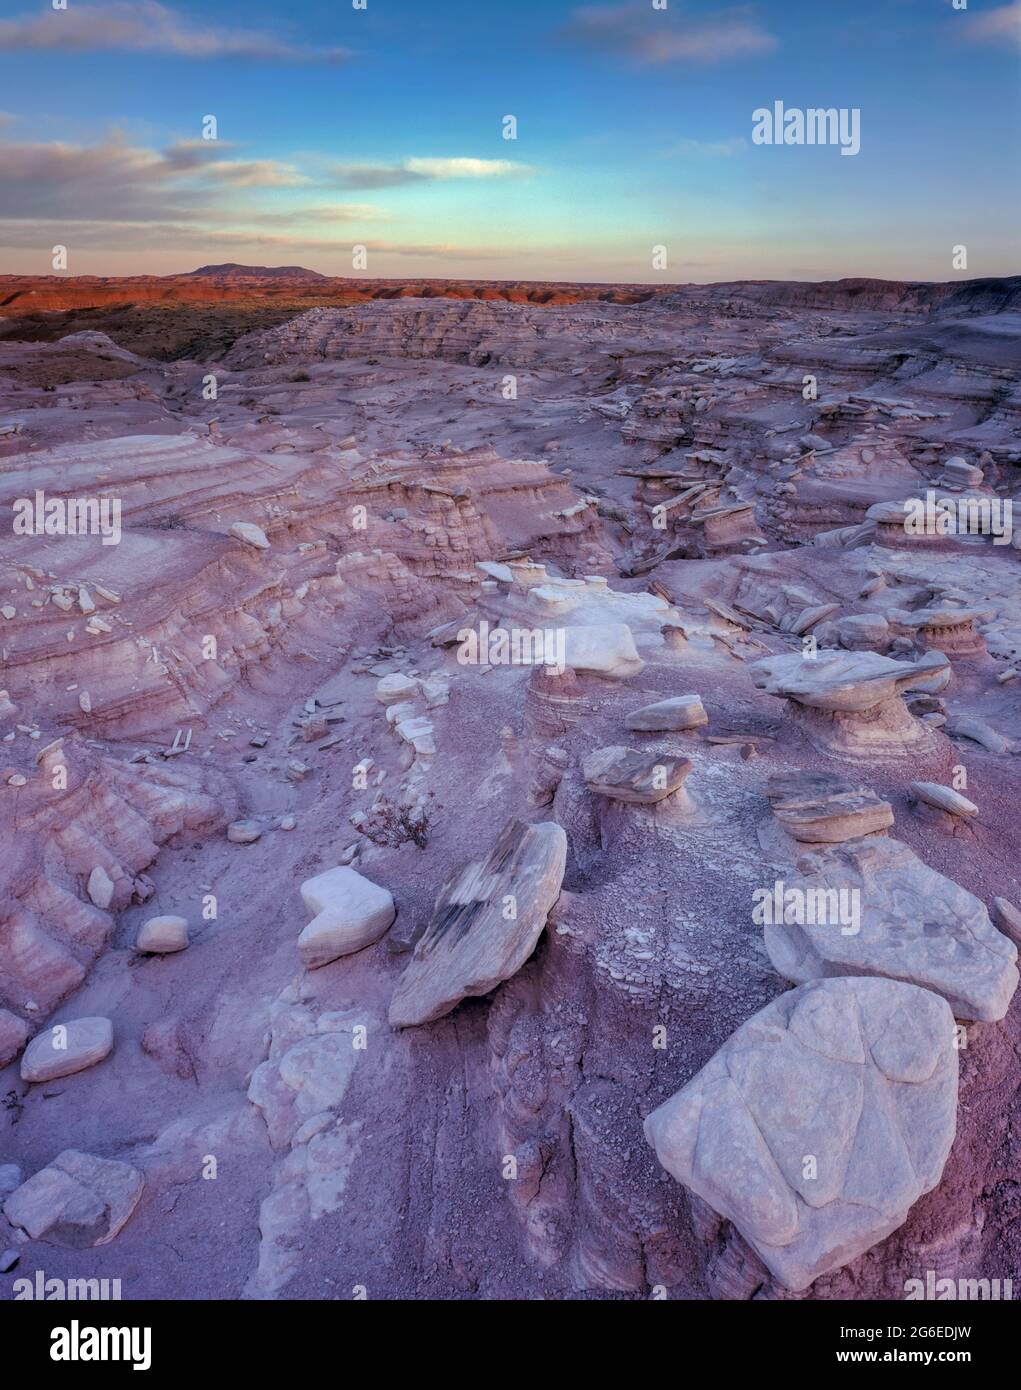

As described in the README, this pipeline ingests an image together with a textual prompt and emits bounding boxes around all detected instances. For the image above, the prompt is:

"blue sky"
[0,0,1017,281]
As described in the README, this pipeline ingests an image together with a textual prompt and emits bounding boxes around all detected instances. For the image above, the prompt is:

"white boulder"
[298,867,396,968]
[20,1017,114,1083]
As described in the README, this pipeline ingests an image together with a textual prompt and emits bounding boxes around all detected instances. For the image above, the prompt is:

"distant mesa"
[185,263,327,280]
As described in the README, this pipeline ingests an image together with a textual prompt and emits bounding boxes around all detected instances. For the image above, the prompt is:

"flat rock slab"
[388,819,567,1028]
[765,837,1018,1022]
[625,694,708,731]
[298,867,396,968]
[583,745,692,804]
[21,1017,113,1083]
[3,1149,144,1248]
[644,977,959,1291]
[766,770,894,843]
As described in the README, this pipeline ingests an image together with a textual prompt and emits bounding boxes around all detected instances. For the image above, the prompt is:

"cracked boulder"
[3,1149,144,1248]
[644,977,959,1292]
[388,818,567,1027]
[764,837,1018,1022]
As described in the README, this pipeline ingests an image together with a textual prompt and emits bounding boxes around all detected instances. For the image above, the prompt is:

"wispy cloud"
[0,137,360,220]
[0,1,352,63]
[202,160,312,189]
[0,134,537,228]
[671,136,749,156]
[557,2,776,65]
[329,157,535,188]
[0,218,505,263]
[960,1,1021,48]
[247,205,395,226]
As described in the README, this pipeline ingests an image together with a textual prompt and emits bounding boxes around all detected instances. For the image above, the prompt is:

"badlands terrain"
[1,269,1021,1300]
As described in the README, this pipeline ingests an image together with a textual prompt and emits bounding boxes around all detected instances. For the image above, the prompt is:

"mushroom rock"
[388,819,567,1028]
[865,499,951,549]
[661,622,692,653]
[750,649,951,756]
[938,457,984,490]
[644,977,959,1292]
[764,770,894,843]
[506,558,550,591]
[896,607,988,657]
[691,501,765,550]
[866,494,1002,551]
[762,836,1018,1022]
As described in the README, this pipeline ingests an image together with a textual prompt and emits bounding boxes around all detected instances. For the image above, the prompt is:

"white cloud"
[557,2,776,65]
[330,158,535,188]
[404,158,532,179]
[0,1,352,63]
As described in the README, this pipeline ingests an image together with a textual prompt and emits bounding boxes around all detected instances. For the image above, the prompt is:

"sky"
[0,0,1018,283]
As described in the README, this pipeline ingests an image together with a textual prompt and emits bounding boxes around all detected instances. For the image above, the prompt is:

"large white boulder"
[298,867,396,968]
[644,978,959,1291]
[563,624,644,679]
